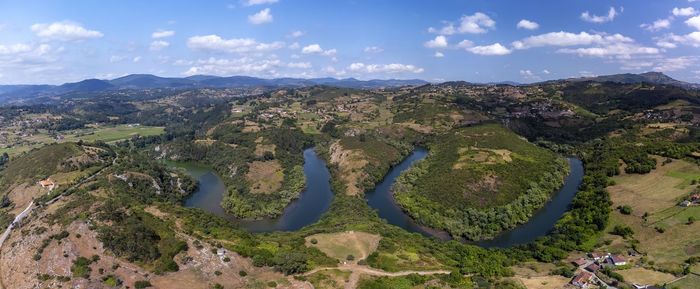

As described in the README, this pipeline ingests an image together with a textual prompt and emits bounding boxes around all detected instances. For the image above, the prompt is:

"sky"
[0,0,699,84]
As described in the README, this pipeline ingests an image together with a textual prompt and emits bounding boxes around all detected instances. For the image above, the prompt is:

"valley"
[0,72,700,289]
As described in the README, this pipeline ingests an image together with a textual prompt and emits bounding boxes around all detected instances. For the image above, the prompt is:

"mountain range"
[0,72,697,104]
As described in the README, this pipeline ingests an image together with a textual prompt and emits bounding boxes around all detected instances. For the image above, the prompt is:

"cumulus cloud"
[149,40,170,51]
[434,51,444,58]
[424,35,448,48]
[249,8,273,24]
[654,56,697,71]
[657,31,700,47]
[687,16,700,30]
[519,69,540,80]
[347,62,424,74]
[152,30,175,38]
[517,19,539,30]
[466,43,511,55]
[673,7,697,16]
[428,12,495,35]
[558,43,659,58]
[245,0,278,6]
[457,40,474,48]
[580,7,619,23]
[182,57,281,76]
[512,31,658,59]
[287,62,311,69]
[288,30,304,38]
[641,18,671,31]
[512,31,632,49]
[301,44,336,56]
[364,46,384,53]
[0,43,32,55]
[31,21,103,41]
[187,35,284,53]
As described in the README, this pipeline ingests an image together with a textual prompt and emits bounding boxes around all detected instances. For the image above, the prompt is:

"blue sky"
[0,0,699,84]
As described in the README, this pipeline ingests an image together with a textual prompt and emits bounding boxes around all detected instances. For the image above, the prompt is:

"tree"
[688,216,696,225]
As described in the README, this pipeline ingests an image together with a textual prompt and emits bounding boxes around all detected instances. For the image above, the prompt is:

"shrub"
[618,205,632,215]
[239,270,248,277]
[134,280,152,289]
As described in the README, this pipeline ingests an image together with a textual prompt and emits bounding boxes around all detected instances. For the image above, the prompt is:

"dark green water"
[180,148,584,248]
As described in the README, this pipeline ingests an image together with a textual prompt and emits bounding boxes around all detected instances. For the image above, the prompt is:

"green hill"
[393,124,569,240]
[0,143,82,194]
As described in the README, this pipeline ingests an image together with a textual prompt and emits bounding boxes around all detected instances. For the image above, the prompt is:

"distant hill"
[0,74,429,104]
[566,72,699,89]
[1,72,697,105]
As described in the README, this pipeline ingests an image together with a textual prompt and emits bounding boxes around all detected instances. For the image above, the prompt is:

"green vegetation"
[394,124,568,240]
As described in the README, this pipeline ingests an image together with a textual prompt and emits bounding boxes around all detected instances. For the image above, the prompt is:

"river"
[180,147,584,248]
[181,148,333,232]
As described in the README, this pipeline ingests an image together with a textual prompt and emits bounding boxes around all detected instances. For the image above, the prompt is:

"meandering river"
[181,148,333,232]
[180,147,584,248]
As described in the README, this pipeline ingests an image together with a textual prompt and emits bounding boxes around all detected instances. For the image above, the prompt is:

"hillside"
[393,124,569,240]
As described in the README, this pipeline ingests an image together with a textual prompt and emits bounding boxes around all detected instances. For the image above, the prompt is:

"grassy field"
[305,231,381,263]
[617,268,676,285]
[604,157,700,272]
[0,124,164,156]
[245,160,284,194]
[608,157,699,216]
[306,269,351,289]
[669,274,700,289]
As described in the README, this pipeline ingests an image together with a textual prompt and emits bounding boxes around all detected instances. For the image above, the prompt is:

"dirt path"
[306,264,450,288]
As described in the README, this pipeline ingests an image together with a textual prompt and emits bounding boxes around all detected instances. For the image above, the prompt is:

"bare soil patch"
[246,160,284,194]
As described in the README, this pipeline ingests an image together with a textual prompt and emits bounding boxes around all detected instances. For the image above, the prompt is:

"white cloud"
[288,42,300,49]
[512,31,658,59]
[287,62,311,69]
[0,43,32,55]
[512,31,632,49]
[152,30,175,39]
[656,40,677,48]
[673,7,697,17]
[517,19,539,30]
[542,69,551,74]
[654,56,697,72]
[248,8,273,25]
[424,35,448,48]
[457,40,474,48]
[187,35,284,53]
[245,0,278,6]
[641,18,671,31]
[347,62,424,74]
[658,31,700,47]
[557,43,659,58]
[133,56,142,63]
[687,16,700,30]
[519,69,540,80]
[301,44,336,56]
[466,43,511,55]
[31,21,103,41]
[149,40,170,51]
[580,7,619,23]
[183,57,281,76]
[428,12,495,35]
[364,46,384,53]
[288,30,304,38]
[434,51,444,58]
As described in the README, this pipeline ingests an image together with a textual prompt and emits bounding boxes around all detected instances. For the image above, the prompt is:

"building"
[573,258,587,266]
[571,271,593,288]
[584,263,600,273]
[589,252,607,261]
[609,254,627,266]
[38,179,56,191]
